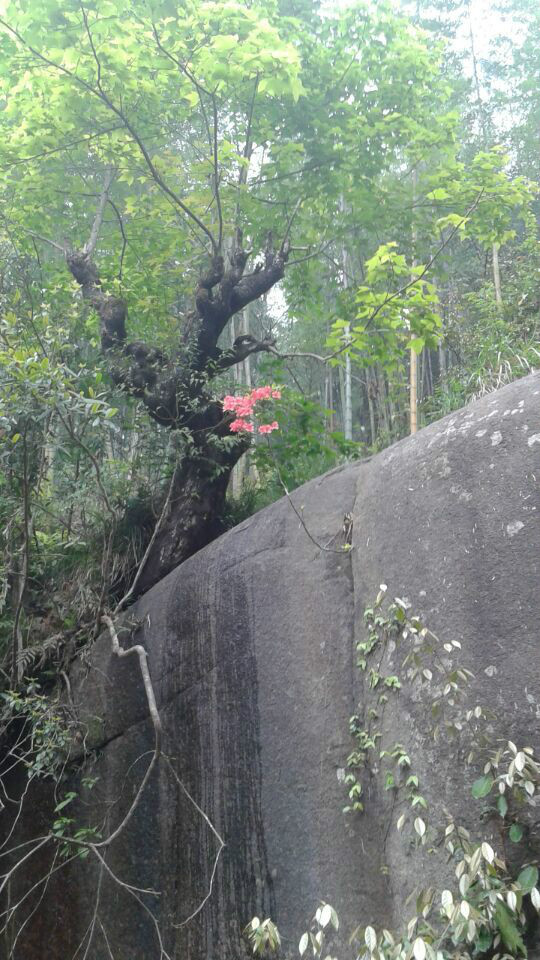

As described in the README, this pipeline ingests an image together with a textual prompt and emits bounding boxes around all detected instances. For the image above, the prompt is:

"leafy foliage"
[0,0,536,697]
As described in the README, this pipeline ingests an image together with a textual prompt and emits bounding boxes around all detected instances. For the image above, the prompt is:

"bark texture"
[66,234,290,594]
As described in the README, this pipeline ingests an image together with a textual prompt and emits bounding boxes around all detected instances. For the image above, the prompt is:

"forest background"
[0,0,538,682]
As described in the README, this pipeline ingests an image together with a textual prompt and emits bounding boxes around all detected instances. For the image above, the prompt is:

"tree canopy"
[0,0,537,677]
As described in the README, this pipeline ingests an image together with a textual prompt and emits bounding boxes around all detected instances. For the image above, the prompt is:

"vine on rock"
[344,585,476,838]
[247,588,540,960]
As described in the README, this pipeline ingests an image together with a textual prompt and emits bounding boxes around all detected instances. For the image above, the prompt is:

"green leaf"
[509,823,524,843]
[471,775,493,799]
[54,792,77,812]
[426,188,450,200]
[475,929,492,953]
[517,865,538,893]
[494,902,527,955]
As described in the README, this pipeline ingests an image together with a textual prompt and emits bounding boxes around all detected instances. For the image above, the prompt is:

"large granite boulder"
[4,371,540,959]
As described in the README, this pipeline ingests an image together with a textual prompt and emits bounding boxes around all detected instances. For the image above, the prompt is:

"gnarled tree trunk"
[133,420,247,597]
[66,231,290,598]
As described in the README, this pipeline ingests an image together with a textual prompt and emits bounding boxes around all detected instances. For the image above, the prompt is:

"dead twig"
[165,756,225,929]
[113,461,180,614]
[269,452,352,555]
[98,615,161,848]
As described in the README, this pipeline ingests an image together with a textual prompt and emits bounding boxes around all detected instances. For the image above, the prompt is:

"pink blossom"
[223,385,281,415]
[229,418,254,433]
[251,386,272,401]
[258,421,279,434]
[223,386,280,435]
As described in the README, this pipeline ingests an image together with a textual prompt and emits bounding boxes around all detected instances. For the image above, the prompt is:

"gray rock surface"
[3,372,540,959]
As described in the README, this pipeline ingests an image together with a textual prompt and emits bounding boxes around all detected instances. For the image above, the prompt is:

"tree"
[0,0,456,597]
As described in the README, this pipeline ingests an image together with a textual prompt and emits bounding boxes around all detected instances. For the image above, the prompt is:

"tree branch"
[2,125,121,171]
[151,22,214,157]
[165,755,225,929]
[113,460,181,615]
[1,219,67,254]
[83,167,114,257]
[0,12,217,254]
[187,231,290,369]
[228,261,287,315]
[106,197,128,280]
[149,22,224,252]
[279,198,303,254]
[269,450,352,554]
[360,190,484,335]
[271,194,484,367]
[287,235,334,267]
[66,251,128,350]
[98,616,161,849]
[212,95,223,251]
[238,74,259,188]
[212,334,276,372]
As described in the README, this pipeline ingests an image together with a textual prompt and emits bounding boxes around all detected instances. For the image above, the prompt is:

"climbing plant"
[246,588,540,959]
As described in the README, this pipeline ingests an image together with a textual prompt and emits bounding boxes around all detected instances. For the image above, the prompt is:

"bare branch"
[83,167,114,258]
[99,615,161,848]
[54,408,117,519]
[212,95,223,251]
[87,845,172,959]
[107,197,128,279]
[238,74,259,188]
[151,22,215,162]
[1,125,121,171]
[88,846,160,897]
[268,345,339,364]
[1,849,76,949]
[212,334,276,372]
[0,218,67,254]
[164,756,225,929]
[279,198,303,254]
[98,921,115,960]
[287,235,334,267]
[0,773,37,855]
[0,836,51,898]
[78,856,104,960]
[270,451,352,554]
[113,460,181,615]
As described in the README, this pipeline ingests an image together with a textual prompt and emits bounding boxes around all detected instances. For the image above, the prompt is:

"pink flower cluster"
[223,386,281,435]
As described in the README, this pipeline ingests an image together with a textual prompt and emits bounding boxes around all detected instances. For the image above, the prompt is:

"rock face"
[4,372,540,959]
